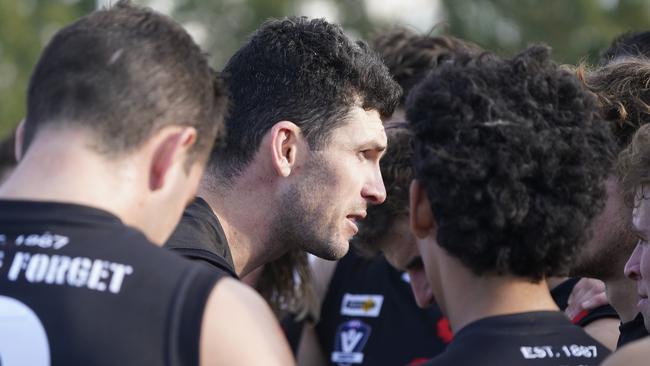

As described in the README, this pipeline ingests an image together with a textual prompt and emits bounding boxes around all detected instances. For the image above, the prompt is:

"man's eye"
[360,149,381,160]
[358,150,371,160]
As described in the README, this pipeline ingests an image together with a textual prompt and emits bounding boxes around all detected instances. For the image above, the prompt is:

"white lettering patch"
[519,345,599,360]
[15,233,69,250]
[340,294,384,317]
[6,251,133,294]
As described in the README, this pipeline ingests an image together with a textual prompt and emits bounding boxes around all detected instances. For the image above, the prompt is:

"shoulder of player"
[199,278,296,366]
[602,337,650,366]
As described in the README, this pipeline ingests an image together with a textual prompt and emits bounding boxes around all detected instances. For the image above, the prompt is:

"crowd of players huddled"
[2,1,650,365]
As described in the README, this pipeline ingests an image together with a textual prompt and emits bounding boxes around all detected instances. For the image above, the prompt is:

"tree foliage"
[0,0,95,136]
[2,0,650,135]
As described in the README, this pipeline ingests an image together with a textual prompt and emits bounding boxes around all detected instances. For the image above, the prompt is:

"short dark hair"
[213,16,401,178]
[372,27,482,104]
[600,31,650,65]
[24,0,226,162]
[352,125,413,255]
[407,45,616,280]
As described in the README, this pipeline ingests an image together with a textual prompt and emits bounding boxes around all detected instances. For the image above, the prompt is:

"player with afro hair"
[407,45,616,365]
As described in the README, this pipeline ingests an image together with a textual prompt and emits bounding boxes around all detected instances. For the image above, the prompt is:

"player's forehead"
[330,107,386,147]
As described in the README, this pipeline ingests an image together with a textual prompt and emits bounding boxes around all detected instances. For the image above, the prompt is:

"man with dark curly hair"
[573,59,650,348]
[600,123,650,365]
[164,17,400,281]
[619,124,650,333]
[407,45,616,365]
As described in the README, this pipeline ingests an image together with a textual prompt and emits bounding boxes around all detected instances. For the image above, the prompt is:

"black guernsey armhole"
[170,247,239,279]
[166,264,223,366]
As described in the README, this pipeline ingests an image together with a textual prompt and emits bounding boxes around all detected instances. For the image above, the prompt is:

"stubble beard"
[570,226,636,281]
[266,155,349,261]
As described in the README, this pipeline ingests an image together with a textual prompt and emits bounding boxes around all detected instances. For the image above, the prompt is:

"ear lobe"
[269,121,301,177]
[15,119,25,162]
[149,127,197,191]
[410,180,435,239]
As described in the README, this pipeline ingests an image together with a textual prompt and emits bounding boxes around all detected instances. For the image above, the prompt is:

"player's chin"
[329,237,350,260]
[306,238,349,260]
[325,231,351,260]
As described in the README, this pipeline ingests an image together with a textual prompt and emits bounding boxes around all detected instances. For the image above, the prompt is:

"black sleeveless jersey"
[316,251,450,366]
[0,200,222,366]
[424,311,610,366]
[165,197,237,278]
[617,313,649,348]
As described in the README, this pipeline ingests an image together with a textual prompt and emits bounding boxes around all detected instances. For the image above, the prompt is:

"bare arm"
[200,278,296,366]
[582,318,620,351]
[601,338,650,366]
[296,322,328,366]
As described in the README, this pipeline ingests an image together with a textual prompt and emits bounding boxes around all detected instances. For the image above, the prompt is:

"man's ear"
[149,126,197,191]
[268,121,302,177]
[410,179,435,239]
[15,119,25,162]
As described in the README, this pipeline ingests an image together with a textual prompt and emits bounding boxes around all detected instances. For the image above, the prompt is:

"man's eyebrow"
[359,141,387,152]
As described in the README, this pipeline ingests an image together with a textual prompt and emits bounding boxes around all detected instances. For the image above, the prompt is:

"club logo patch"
[331,320,372,366]
[340,293,384,317]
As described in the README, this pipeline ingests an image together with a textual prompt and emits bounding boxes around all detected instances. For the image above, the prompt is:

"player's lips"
[345,212,366,235]
[638,291,648,309]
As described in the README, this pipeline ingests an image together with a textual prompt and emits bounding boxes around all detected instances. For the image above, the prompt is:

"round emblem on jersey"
[331,319,372,366]
[0,295,51,365]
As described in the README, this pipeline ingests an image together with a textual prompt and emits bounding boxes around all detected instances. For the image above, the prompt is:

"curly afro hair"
[406,45,617,280]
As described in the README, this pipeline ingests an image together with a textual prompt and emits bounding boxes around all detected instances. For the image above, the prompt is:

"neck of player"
[441,259,560,334]
[606,277,639,323]
[198,174,287,277]
[0,128,172,245]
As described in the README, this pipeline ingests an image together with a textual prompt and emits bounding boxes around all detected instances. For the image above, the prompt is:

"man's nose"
[625,243,643,281]
[362,170,387,205]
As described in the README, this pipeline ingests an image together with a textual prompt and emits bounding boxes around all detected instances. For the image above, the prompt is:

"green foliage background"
[1,0,650,136]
